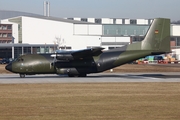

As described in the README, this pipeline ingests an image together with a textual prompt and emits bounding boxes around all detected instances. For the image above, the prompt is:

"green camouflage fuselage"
[9,49,162,75]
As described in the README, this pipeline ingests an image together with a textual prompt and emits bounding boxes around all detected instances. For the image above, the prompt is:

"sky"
[0,0,180,20]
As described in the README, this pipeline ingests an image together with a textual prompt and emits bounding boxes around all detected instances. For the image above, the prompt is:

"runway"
[0,72,180,84]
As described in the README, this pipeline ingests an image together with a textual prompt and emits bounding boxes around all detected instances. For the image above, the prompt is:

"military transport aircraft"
[5,18,170,78]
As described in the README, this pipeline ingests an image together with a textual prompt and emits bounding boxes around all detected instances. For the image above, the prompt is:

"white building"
[1,16,131,51]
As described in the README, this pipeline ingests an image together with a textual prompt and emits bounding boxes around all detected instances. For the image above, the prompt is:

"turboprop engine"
[51,53,74,61]
[56,53,74,60]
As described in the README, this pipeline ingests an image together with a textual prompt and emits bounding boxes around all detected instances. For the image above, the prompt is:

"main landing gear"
[20,74,25,78]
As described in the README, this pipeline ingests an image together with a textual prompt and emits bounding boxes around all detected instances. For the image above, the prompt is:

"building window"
[7,33,12,38]
[175,37,180,46]
[95,19,102,24]
[59,46,71,50]
[148,19,152,25]
[113,19,116,24]
[108,47,115,49]
[81,18,87,22]
[132,36,144,43]
[14,47,23,58]
[2,33,7,37]
[24,47,31,54]
[122,19,125,24]
[108,47,121,50]
[65,47,72,49]
[68,18,74,20]
[7,25,12,30]
[2,26,7,30]
[32,47,40,54]
[0,33,2,37]
[130,19,137,24]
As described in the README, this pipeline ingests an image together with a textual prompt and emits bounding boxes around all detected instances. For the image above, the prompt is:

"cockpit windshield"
[14,57,24,62]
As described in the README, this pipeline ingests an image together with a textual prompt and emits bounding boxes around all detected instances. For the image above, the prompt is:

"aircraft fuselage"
[6,49,154,77]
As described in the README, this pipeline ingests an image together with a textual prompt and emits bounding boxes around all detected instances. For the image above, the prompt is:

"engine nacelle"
[56,53,74,60]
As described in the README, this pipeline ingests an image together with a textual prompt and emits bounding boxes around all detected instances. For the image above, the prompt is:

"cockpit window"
[17,58,24,62]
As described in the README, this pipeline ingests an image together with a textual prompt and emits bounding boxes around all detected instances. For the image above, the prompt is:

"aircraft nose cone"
[5,63,12,72]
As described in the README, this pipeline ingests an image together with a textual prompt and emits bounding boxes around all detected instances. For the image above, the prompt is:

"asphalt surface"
[0,72,180,84]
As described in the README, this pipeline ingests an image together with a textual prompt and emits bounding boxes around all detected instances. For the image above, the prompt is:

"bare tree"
[54,36,65,50]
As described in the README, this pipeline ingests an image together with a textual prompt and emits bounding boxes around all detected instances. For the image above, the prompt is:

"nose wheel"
[20,74,25,78]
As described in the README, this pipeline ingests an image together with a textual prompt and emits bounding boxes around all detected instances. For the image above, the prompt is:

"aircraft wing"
[72,47,105,59]
[55,47,105,61]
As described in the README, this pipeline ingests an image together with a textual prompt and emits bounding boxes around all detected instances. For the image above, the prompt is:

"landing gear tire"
[20,74,25,78]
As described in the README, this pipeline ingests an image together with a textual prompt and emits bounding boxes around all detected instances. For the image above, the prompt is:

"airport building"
[0,10,180,59]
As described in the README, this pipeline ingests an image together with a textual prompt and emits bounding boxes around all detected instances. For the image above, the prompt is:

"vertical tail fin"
[127,18,170,52]
[141,18,170,52]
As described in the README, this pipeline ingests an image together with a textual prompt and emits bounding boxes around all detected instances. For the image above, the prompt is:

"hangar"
[0,10,180,59]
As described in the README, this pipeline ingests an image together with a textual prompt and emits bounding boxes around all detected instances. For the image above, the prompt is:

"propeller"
[50,52,57,69]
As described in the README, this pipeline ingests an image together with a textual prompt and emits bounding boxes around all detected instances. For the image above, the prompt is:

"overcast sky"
[0,0,179,20]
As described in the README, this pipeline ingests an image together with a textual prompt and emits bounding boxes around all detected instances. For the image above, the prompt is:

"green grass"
[0,83,180,120]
